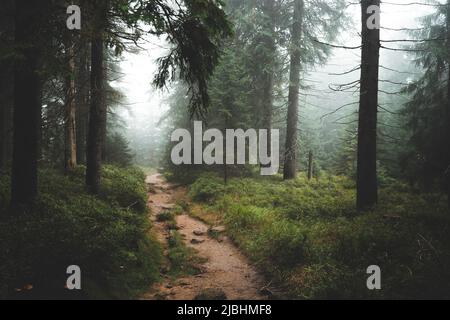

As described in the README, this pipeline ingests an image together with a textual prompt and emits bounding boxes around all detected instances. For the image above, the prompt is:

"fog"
[111,0,441,166]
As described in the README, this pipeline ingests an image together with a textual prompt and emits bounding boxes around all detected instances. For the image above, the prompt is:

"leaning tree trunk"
[65,43,77,172]
[11,0,48,207]
[86,0,108,193]
[356,0,380,211]
[283,0,304,180]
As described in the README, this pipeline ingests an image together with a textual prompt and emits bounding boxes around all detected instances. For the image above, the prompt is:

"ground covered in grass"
[156,209,206,278]
[188,173,450,299]
[0,165,162,299]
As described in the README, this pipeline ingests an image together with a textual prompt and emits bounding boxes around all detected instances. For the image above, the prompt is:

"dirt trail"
[142,174,268,300]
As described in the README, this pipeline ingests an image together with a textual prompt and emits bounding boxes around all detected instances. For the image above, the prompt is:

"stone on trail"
[191,238,205,244]
[209,225,226,233]
[193,230,206,236]
[160,204,175,210]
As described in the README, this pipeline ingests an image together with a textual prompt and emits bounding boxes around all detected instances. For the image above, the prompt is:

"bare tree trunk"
[0,0,14,173]
[101,86,108,162]
[0,100,7,171]
[86,0,108,193]
[446,1,450,209]
[0,68,13,173]
[65,44,77,172]
[307,150,313,180]
[356,0,380,211]
[11,0,47,206]
[283,0,304,180]
[76,44,90,165]
[260,0,276,166]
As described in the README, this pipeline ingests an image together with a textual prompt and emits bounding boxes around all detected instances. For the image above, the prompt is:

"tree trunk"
[308,150,313,180]
[283,0,304,180]
[101,87,108,162]
[0,98,7,171]
[0,68,13,173]
[356,0,380,211]
[86,0,108,193]
[0,0,15,172]
[446,1,450,209]
[65,44,77,172]
[11,0,46,206]
[76,44,90,165]
[260,0,276,165]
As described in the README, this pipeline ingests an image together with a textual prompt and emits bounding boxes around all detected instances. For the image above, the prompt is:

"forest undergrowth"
[0,165,162,299]
[188,172,450,299]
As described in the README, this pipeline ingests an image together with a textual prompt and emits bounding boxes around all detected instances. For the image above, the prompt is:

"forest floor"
[141,174,270,300]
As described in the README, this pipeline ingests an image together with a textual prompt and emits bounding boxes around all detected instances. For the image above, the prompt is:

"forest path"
[141,174,269,300]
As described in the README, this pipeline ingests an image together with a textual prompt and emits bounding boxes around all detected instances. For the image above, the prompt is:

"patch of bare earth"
[141,174,269,300]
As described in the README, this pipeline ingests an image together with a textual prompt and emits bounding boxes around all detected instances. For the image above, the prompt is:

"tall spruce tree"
[283,0,304,179]
[356,0,380,210]
[11,0,51,206]
[403,1,450,208]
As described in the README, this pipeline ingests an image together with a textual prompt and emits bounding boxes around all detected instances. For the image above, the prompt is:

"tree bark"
[446,1,450,209]
[0,0,15,172]
[65,44,77,172]
[11,0,47,206]
[260,0,276,165]
[86,0,108,193]
[356,0,380,211]
[0,68,13,173]
[308,150,313,180]
[0,98,6,171]
[283,0,304,180]
[76,44,90,165]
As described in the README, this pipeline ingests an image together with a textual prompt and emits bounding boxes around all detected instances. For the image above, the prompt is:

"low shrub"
[0,165,162,299]
[189,172,450,299]
[156,211,175,222]
[188,174,225,203]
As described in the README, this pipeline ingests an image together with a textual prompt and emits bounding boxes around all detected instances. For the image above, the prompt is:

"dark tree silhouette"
[357,0,380,210]
[0,0,14,172]
[86,0,108,193]
[11,0,50,206]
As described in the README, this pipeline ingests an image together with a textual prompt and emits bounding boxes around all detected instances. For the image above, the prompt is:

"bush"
[156,211,174,222]
[0,165,162,299]
[188,174,225,203]
[100,166,148,213]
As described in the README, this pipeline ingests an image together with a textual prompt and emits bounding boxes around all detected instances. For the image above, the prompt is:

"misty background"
[111,0,436,172]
